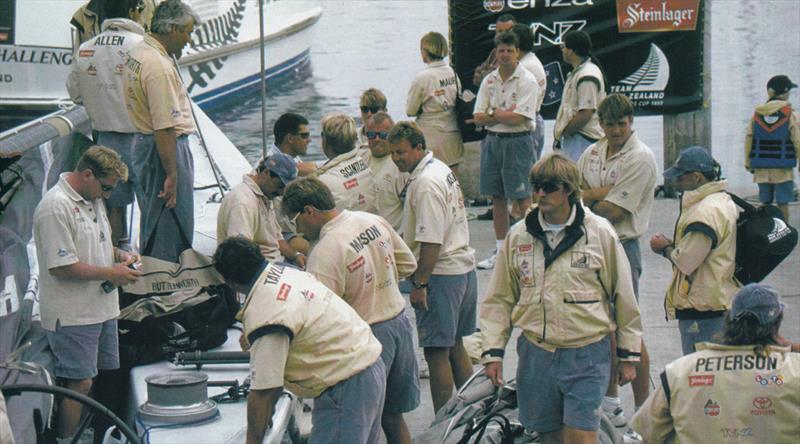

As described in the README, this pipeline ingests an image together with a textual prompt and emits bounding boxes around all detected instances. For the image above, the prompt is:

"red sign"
[347,256,365,272]
[616,0,700,33]
[689,375,715,387]
[344,178,358,190]
[276,283,291,301]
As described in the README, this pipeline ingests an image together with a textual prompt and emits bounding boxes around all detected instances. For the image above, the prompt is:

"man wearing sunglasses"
[363,112,408,231]
[266,112,317,176]
[217,153,305,266]
[473,31,539,270]
[576,94,656,434]
[481,153,641,444]
[67,0,147,250]
[33,146,142,443]
[358,88,389,147]
[312,113,377,214]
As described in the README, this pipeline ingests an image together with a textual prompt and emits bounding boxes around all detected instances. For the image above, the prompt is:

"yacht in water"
[0,0,322,130]
[0,1,321,442]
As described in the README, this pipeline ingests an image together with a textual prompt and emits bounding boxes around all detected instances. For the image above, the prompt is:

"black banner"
[0,0,14,44]
[449,0,704,126]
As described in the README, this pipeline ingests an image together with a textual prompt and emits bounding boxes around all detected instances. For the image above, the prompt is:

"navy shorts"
[310,358,386,444]
[757,181,795,205]
[97,131,136,208]
[46,319,120,380]
[517,334,611,433]
[479,133,534,200]
[371,313,420,414]
[415,270,477,348]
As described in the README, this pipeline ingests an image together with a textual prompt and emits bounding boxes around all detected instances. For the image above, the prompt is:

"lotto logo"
[755,373,784,386]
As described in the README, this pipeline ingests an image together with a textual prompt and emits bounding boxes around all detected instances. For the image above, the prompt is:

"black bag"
[117,284,239,368]
[455,75,486,143]
[728,192,798,284]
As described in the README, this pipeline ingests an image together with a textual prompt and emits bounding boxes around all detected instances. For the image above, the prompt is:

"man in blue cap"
[650,146,741,355]
[217,152,306,266]
[631,284,800,443]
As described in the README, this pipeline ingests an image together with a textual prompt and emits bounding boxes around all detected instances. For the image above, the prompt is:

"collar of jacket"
[525,203,587,268]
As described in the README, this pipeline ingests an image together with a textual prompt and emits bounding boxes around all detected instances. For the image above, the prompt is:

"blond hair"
[76,145,129,181]
[359,88,387,109]
[421,32,448,60]
[530,152,581,204]
[321,113,357,155]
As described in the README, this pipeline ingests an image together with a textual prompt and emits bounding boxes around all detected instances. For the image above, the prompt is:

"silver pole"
[259,0,268,159]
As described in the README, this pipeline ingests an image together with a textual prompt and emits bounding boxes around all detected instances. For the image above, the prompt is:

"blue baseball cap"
[260,153,297,184]
[663,146,715,179]
[730,284,786,325]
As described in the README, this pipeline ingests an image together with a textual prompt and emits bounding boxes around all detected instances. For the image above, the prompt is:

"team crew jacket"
[664,181,740,320]
[480,203,642,359]
[312,149,378,213]
[632,343,800,443]
[238,263,382,398]
[554,59,606,142]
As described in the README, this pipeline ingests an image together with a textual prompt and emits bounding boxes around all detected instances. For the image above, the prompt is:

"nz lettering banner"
[449,0,704,126]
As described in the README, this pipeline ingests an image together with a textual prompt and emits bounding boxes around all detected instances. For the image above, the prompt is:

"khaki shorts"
[419,124,465,167]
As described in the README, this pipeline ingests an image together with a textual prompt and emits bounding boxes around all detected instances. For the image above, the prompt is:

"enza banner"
[449,0,704,131]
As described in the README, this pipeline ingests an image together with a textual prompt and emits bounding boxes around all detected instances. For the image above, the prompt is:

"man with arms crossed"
[217,153,305,265]
[33,146,141,443]
[481,153,642,444]
[67,0,145,248]
[473,31,539,270]
[283,177,419,444]
[213,237,386,444]
[123,0,200,261]
[363,112,408,231]
[389,121,477,413]
[576,94,656,433]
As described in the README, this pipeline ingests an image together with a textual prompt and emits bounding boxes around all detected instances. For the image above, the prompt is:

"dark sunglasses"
[531,181,563,194]
[135,4,145,12]
[294,131,311,139]
[360,106,382,114]
[366,131,389,140]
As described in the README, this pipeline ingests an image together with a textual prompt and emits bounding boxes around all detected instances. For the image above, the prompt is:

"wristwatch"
[487,108,495,117]
[412,280,429,290]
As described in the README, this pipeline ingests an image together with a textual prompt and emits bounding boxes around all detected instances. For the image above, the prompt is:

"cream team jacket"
[216,175,283,262]
[313,149,378,213]
[632,343,800,443]
[665,180,740,320]
[239,263,382,398]
[67,18,144,132]
[554,59,606,141]
[306,210,417,324]
[480,204,642,359]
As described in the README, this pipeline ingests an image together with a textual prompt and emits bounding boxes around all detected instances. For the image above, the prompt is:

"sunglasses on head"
[360,106,382,114]
[531,181,563,194]
[367,131,389,140]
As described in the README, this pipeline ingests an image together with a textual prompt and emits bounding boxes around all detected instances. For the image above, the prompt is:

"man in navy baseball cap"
[663,146,716,180]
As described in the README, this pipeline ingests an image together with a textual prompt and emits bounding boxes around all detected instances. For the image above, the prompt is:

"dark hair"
[103,0,141,20]
[281,177,336,215]
[564,30,608,93]
[511,23,533,53]
[497,13,516,24]
[494,31,519,49]
[213,237,266,286]
[597,94,634,123]
[273,112,309,146]
[721,312,783,357]
[388,121,426,151]
[702,160,723,181]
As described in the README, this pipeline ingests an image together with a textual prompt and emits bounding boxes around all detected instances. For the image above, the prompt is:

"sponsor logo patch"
[347,256,365,272]
[517,244,532,253]
[750,397,775,416]
[276,283,291,301]
[57,248,69,257]
[754,373,784,386]
[570,252,589,269]
[344,178,358,189]
[79,49,95,57]
[721,428,753,439]
[703,399,720,416]
[301,289,315,301]
[689,374,714,387]
[616,0,700,33]
[483,0,504,13]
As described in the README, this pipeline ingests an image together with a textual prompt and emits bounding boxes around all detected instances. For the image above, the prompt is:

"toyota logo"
[752,397,772,409]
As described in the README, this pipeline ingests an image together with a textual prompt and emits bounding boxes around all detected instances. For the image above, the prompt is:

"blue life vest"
[750,105,797,168]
